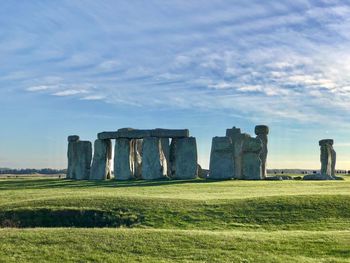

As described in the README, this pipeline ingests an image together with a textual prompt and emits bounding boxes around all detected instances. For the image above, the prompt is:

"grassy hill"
[0,176,350,262]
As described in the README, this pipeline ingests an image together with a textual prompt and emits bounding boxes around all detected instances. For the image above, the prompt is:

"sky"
[1,0,350,169]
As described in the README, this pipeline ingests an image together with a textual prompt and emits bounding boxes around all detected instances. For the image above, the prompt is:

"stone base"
[303,173,344,180]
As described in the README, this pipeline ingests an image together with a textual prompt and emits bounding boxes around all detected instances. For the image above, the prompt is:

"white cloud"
[52,89,88,96]
[80,95,105,100]
[27,85,55,92]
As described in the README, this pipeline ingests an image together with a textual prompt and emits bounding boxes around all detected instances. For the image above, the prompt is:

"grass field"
[0,176,350,262]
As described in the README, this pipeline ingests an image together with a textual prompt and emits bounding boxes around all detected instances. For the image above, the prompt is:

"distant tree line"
[0,168,66,175]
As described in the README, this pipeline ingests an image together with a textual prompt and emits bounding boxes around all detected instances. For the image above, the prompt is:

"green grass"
[0,176,350,262]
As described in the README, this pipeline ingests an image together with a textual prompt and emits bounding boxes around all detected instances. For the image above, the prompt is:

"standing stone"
[90,139,112,180]
[320,139,334,178]
[67,139,92,180]
[141,137,167,180]
[133,139,143,179]
[68,135,80,142]
[67,137,78,179]
[242,137,262,180]
[255,125,269,179]
[209,137,234,179]
[114,138,134,180]
[330,144,336,178]
[170,137,198,179]
[226,127,250,179]
[303,139,342,180]
[161,138,170,176]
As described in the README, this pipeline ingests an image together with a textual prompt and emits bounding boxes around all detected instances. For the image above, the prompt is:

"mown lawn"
[0,176,350,262]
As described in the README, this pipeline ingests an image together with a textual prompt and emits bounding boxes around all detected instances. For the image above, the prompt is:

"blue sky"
[1,0,350,169]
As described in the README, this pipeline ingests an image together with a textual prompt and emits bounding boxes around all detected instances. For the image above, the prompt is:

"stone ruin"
[303,139,343,180]
[67,126,344,181]
[209,125,269,180]
[67,128,198,180]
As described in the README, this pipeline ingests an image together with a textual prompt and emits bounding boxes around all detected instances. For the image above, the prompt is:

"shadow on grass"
[0,177,224,190]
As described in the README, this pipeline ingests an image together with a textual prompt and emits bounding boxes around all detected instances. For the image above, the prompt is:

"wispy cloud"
[52,89,88,96]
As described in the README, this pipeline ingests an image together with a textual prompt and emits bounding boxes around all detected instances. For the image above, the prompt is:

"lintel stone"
[98,128,189,139]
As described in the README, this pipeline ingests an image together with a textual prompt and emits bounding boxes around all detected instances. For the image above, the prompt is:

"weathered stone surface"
[141,137,167,180]
[90,139,112,180]
[98,129,151,140]
[315,139,342,180]
[226,127,250,179]
[255,125,269,135]
[197,164,208,179]
[242,137,262,180]
[265,176,283,181]
[255,125,269,179]
[170,137,198,179]
[265,175,293,180]
[303,173,344,180]
[151,128,189,138]
[98,131,118,140]
[98,128,189,139]
[114,138,134,180]
[319,139,334,146]
[319,139,333,179]
[208,137,234,179]
[133,139,143,179]
[67,142,74,179]
[331,147,336,177]
[67,140,92,180]
[67,135,79,142]
[117,128,152,139]
[161,138,170,176]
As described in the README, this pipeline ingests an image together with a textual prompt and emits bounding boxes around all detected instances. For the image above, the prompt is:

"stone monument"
[209,136,234,179]
[90,139,112,180]
[255,125,269,179]
[67,136,92,180]
[170,137,198,179]
[241,137,263,180]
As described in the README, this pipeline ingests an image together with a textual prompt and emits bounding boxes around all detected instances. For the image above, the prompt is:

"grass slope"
[0,176,350,262]
[0,229,349,263]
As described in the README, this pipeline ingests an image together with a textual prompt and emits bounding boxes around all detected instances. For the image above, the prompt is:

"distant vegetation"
[0,168,66,175]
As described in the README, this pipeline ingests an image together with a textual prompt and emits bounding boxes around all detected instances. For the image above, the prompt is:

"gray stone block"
[132,139,143,179]
[90,139,112,180]
[67,135,79,142]
[242,137,262,180]
[209,137,234,179]
[141,137,167,180]
[170,137,197,179]
[114,138,134,180]
[151,128,189,138]
[98,128,189,139]
[255,125,269,179]
[98,131,118,140]
[161,138,170,176]
[67,140,92,180]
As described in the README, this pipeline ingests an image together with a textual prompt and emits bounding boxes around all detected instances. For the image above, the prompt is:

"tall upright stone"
[209,137,234,179]
[141,137,167,180]
[90,139,112,180]
[304,139,343,180]
[67,136,92,180]
[67,135,80,179]
[114,138,134,180]
[226,127,250,179]
[133,139,143,179]
[319,139,334,178]
[161,138,170,176]
[242,137,262,180]
[255,125,269,179]
[170,137,198,179]
[331,145,336,177]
